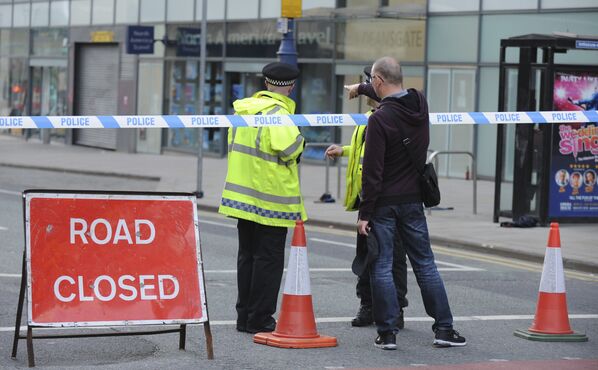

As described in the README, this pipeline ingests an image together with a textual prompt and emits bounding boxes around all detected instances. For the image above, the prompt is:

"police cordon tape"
[0,111,597,129]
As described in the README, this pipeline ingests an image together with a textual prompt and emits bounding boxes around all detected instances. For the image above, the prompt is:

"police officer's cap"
[262,62,300,87]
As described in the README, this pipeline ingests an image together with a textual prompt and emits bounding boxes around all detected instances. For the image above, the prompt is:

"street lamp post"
[276,18,298,101]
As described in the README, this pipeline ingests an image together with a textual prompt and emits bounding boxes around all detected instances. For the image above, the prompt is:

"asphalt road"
[0,166,597,369]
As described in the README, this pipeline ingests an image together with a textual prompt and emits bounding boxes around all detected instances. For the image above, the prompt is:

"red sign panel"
[25,192,207,327]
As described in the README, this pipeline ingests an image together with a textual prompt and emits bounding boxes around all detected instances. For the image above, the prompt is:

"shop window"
[50,1,69,26]
[0,57,9,116]
[137,60,163,154]
[427,16,478,63]
[32,2,50,27]
[427,67,476,178]
[481,12,598,64]
[9,58,29,116]
[482,0,537,11]
[227,0,258,20]
[429,0,478,12]
[13,3,31,27]
[163,61,224,155]
[299,63,337,161]
[92,0,115,25]
[0,5,11,28]
[32,29,68,57]
[115,0,139,24]
[195,0,225,21]
[260,0,281,18]
[167,0,194,22]
[10,29,29,56]
[140,0,165,23]
[542,0,597,9]
[70,0,91,26]
[296,20,334,59]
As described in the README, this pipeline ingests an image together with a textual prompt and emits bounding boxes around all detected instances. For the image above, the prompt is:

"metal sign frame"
[11,189,214,367]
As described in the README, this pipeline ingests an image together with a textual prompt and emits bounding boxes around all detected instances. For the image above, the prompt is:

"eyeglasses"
[371,74,384,83]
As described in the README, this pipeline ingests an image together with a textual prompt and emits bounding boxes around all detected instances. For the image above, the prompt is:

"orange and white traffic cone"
[253,220,337,348]
[514,222,587,342]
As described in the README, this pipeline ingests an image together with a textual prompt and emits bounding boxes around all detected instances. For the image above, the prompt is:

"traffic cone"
[514,223,587,342]
[254,220,337,348]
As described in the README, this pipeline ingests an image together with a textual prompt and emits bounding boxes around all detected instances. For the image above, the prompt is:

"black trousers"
[236,218,287,330]
[356,234,408,309]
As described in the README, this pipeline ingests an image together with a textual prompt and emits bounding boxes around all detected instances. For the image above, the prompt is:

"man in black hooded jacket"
[356,56,466,350]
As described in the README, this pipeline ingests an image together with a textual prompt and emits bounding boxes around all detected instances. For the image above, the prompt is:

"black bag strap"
[401,138,425,176]
[386,90,427,176]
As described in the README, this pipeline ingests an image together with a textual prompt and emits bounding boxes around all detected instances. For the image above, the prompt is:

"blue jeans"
[369,203,453,334]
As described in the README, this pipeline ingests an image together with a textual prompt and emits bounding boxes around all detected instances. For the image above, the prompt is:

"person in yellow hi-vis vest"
[325,66,408,331]
[219,62,307,334]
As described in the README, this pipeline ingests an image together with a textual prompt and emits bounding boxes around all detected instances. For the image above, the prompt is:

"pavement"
[1,134,596,273]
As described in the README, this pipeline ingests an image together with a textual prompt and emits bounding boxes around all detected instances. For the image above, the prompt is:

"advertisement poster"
[549,71,598,218]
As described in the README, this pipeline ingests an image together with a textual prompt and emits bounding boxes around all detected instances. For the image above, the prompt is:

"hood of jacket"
[232,90,296,115]
[378,88,429,127]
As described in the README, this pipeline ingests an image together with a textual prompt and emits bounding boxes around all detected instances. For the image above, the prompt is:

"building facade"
[0,0,596,177]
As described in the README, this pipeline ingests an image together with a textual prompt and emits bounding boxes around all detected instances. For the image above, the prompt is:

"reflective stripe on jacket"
[218,90,307,227]
[341,110,371,211]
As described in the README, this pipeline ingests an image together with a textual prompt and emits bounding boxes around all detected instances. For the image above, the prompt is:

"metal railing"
[299,145,477,215]
[427,150,477,215]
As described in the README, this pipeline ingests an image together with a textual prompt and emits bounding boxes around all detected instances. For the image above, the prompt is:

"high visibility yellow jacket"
[341,110,372,211]
[218,91,307,227]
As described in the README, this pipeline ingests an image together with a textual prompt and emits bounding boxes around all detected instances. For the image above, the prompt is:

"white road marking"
[2,314,596,332]
[0,188,20,196]
[199,219,236,229]
[0,226,8,231]
[311,238,354,248]
[0,273,20,278]
[310,238,484,272]
[0,264,480,278]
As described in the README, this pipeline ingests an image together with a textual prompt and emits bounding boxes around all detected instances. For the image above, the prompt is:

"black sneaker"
[246,321,276,334]
[351,305,373,327]
[433,329,467,347]
[374,332,397,350]
[397,309,405,330]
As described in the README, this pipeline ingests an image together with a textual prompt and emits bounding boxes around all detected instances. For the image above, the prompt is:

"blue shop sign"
[127,26,154,54]
[177,28,202,57]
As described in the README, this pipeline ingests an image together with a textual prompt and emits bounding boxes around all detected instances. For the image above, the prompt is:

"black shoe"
[245,322,276,334]
[433,329,467,347]
[397,309,405,330]
[236,325,247,333]
[351,305,373,327]
[374,332,397,350]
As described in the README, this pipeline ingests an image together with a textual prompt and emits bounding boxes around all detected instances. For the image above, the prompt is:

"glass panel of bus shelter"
[499,68,518,212]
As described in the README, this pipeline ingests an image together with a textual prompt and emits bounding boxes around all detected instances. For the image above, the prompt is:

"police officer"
[219,62,307,334]
[326,66,408,329]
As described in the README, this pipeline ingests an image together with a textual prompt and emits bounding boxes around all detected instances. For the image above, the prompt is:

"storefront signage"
[226,21,281,58]
[177,27,202,57]
[91,31,114,43]
[548,71,598,218]
[127,26,154,54]
[340,19,425,62]
[26,192,207,326]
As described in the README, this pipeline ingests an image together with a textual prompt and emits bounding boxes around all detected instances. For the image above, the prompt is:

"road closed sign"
[25,191,207,327]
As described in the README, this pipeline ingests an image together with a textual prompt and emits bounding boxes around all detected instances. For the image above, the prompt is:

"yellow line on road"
[432,245,598,282]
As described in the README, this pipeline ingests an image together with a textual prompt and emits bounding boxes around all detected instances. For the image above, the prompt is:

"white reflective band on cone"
[283,246,311,295]
[539,247,566,293]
